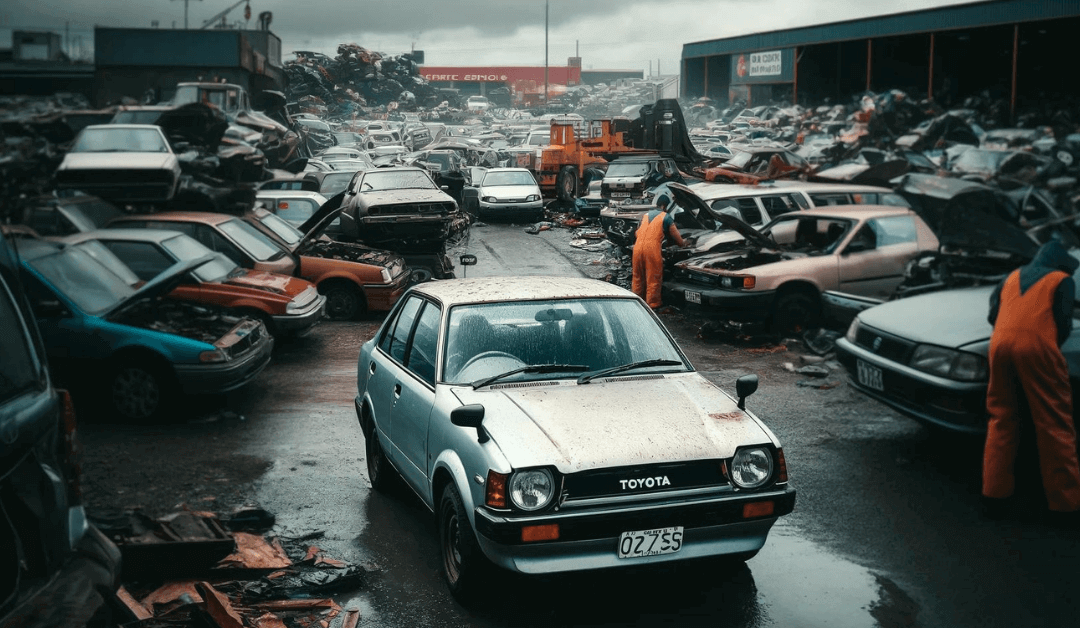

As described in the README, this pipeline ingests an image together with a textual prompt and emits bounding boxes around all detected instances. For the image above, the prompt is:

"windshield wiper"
[472,364,590,389]
[577,359,683,385]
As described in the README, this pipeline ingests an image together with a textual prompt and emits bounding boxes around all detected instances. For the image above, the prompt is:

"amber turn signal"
[743,501,775,518]
[486,470,508,508]
[521,524,560,542]
[776,448,788,484]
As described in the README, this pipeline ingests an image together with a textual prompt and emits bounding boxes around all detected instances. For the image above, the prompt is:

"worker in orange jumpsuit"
[983,239,1080,523]
[632,194,684,309]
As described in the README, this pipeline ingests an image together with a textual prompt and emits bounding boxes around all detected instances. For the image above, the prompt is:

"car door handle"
[369,361,377,374]
[393,383,402,397]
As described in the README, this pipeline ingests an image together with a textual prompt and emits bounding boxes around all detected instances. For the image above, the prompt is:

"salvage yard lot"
[79,223,1080,628]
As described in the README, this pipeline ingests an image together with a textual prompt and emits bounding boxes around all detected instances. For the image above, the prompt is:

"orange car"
[63,229,325,337]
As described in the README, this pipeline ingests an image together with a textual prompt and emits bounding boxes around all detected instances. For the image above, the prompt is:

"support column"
[928,33,935,101]
[793,47,798,105]
[703,56,709,98]
[1010,23,1019,121]
[866,39,873,91]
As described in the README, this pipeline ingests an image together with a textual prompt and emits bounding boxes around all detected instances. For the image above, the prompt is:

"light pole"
[544,0,549,106]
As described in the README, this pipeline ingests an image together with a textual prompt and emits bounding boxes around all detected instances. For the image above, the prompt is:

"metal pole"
[702,56,709,98]
[866,39,872,91]
[544,0,549,105]
[928,33,935,101]
[1011,23,1019,121]
[793,47,798,105]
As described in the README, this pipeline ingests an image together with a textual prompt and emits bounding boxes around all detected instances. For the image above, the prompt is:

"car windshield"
[28,245,135,316]
[321,172,356,196]
[256,212,304,246]
[111,110,165,125]
[357,170,437,191]
[952,149,1011,173]
[527,134,548,145]
[70,199,123,228]
[442,298,688,385]
[606,163,650,177]
[762,215,853,254]
[481,171,535,186]
[70,127,169,153]
[71,240,141,286]
[218,219,283,261]
[724,151,753,169]
[161,234,237,283]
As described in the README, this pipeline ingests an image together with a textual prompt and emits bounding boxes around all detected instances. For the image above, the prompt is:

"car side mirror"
[844,240,873,254]
[736,374,758,410]
[35,299,68,318]
[451,404,488,442]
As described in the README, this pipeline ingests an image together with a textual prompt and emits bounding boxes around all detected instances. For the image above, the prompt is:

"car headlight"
[730,447,773,489]
[845,317,860,344]
[909,344,988,382]
[508,469,555,511]
[525,194,540,202]
[719,275,755,289]
[381,268,392,283]
[482,196,498,203]
[199,349,228,363]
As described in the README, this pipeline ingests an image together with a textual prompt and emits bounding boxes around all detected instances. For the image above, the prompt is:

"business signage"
[420,66,581,85]
[730,48,794,85]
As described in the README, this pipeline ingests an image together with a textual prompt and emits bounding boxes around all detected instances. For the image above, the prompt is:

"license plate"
[685,290,702,304]
[856,360,884,391]
[617,526,683,559]
[611,192,630,198]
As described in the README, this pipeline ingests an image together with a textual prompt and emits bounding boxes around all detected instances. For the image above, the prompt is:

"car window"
[766,216,852,254]
[161,235,236,283]
[406,301,442,385]
[26,245,135,315]
[808,193,853,206]
[0,275,42,404]
[218,219,282,262]
[868,216,918,246]
[759,195,800,218]
[191,225,248,267]
[256,212,303,246]
[73,200,123,228]
[710,198,762,224]
[380,296,423,363]
[101,241,173,282]
[25,208,74,236]
[70,127,169,153]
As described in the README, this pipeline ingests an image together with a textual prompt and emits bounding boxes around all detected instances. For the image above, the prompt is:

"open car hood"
[106,254,218,319]
[666,182,775,249]
[298,191,347,246]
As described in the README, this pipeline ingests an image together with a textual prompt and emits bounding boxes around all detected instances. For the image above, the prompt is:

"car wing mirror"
[35,299,69,318]
[451,404,488,442]
[735,374,758,410]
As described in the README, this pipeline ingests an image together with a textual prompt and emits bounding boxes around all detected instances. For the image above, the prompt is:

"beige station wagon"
[663,201,939,334]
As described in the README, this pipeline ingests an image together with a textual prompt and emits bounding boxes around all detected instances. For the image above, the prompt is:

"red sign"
[419,65,581,85]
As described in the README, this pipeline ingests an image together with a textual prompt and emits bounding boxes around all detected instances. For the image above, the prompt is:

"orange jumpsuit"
[632,210,681,309]
[983,269,1080,512]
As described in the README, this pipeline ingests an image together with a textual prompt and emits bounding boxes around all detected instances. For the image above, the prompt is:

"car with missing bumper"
[354,276,794,599]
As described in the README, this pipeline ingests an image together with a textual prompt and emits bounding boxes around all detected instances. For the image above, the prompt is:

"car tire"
[557,166,578,202]
[108,359,175,422]
[321,281,365,320]
[439,483,491,602]
[772,288,820,336]
[365,429,396,493]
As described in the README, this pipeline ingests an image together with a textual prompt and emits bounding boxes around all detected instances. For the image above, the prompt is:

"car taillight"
[58,389,82,502]
[776,448,788,484]
[486,470,508,508]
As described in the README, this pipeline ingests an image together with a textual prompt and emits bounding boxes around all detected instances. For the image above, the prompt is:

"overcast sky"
[4,0,980,72]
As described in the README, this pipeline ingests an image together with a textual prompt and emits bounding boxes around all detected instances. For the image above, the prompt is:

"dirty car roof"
[411,276,635,306]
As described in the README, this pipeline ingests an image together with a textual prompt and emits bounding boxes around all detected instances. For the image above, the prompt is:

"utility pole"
[171,0,203,29]
[544,0,549,105]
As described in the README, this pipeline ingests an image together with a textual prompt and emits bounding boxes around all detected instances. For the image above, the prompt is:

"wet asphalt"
[90,222,1080,627]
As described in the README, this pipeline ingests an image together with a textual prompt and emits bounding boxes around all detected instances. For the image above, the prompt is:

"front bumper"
[272,294,327,336]
[360,270,411,313]
[662,281,777,320]
[835,337,988,433]
[477,200,543,221]
[473,486,795,574]
[174,333,275,395]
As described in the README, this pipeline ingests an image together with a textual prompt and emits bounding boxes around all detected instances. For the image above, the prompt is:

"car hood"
[297,193,347,246]
[857,285,994,349]
[60,152,177,170]
[106,255,216,319]
[354,188,453,205]
[451,373,773,473]
[226,270,308,295]
[479,185,538,198]
[666,182,774,249]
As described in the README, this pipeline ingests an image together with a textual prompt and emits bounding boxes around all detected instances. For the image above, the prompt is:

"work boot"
[980,496,1012,520]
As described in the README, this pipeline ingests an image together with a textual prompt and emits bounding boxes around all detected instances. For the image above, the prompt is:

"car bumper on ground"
[473,486,795,574]
[174,333,275,395]
[272,294,327,336]
[835,336,988,433]
[662,281,777,319]
[361,271,411,313]
[477,200,544,222]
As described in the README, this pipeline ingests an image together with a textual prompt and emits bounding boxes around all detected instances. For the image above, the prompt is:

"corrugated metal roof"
[683,0,1080,58]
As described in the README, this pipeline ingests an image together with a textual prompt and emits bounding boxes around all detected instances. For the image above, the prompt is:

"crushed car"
[54,124,182,204]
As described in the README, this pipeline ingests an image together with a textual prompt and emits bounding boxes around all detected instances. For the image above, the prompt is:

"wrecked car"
[0,234,121,628]
[16,238,273,421]
[63,229,326,337]
[467,167,544,222]
[355,276,794,600]
[20,193,124,238]
[664,203,939,334]
[54,124,182,204]
[600,154,684,202]
[699,148,809,185]
[335,166,465,252]
[244,206,412,320]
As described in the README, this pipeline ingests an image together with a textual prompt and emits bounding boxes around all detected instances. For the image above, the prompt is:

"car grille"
[222,321,263,359]
[854,324,917,363]
[368,203,453,215]
[562,460,728,503]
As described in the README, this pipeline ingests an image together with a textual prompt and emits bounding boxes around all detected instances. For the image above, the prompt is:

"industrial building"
[681,0,1080,120]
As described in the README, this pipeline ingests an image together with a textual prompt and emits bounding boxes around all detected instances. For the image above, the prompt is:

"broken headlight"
[909,344,988,382]
[508,469,555,511]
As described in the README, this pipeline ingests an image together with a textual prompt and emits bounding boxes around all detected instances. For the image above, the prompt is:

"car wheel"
[773,289,820,336]
[109,360,174,422]
[365,429,396,492]
[321,281,365,320]
[557,166,578,202]
[439,483,491,601]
